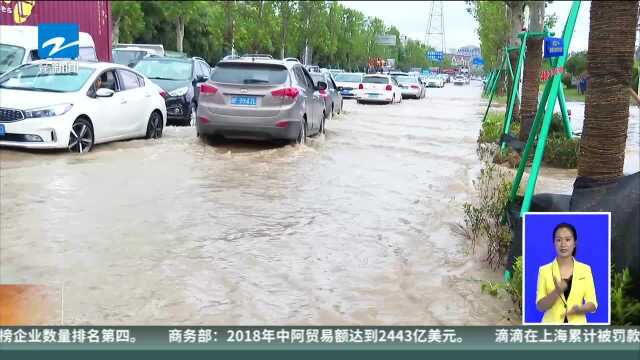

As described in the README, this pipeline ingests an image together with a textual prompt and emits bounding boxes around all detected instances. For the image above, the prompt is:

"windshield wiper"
[0,85,63,92]
[243,79,269,84]
[147,76,181,81]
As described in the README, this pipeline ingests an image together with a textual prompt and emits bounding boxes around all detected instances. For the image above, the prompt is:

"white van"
[0,25,98,74]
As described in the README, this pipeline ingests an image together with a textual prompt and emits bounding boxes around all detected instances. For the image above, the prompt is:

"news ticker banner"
[0,326,638,351]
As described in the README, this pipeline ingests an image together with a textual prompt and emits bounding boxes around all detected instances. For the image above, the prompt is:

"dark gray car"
[196,58,327,144]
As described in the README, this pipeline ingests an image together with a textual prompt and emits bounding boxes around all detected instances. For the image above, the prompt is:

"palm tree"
[518,1,544,141]
[506,1,524,121]
[578,1,639,181]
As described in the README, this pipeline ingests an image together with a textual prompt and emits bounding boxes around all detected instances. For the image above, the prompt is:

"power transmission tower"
[425,1,446,54]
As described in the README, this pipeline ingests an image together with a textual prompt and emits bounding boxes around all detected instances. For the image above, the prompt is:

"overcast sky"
[340,1,591,53]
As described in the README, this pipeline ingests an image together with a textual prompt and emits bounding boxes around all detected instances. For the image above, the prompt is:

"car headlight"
[24,103,73,118]
[168,86,189,97]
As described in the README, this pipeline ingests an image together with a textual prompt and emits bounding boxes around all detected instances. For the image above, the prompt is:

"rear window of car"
[212,63,288,85]
[362,76,389,84]
[334,73,362,83]
[396,76,418,84]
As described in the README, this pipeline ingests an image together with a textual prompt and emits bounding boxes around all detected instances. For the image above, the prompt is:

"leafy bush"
[481,256,523,315]
[461,161,513,269]
[479,111,520,144]
[544,134,580,169]
[611,268,640,325]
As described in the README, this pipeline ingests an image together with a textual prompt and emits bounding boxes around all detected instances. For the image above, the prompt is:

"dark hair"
[553,222,577,256]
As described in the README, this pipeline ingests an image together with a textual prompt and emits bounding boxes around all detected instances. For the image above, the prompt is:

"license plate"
[0,124,4,136]
[367,93,379,98]
[341,90,352,95]
[230,96,257,106]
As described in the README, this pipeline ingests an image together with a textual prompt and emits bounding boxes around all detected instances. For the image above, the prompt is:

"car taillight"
[159,90,168,98]
[271,87,299,98]
[275,120,289,128]
[411,85,419,89]
[385,84,392,91]
[358,83,364,90]
[319,89,328,97]
[200,83,218,94]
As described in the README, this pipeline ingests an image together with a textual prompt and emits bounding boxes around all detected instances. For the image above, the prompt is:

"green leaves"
[115,1,433,70]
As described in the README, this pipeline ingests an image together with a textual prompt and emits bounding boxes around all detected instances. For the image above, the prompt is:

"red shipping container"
[0,0,112,61]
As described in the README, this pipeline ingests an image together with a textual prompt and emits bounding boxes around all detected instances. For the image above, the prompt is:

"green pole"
[482,55,507,123]
[501,33,528,151]
[557,85,574,138]
[520,1,581,216]
[508,78,554,203]
[505,47,522,108]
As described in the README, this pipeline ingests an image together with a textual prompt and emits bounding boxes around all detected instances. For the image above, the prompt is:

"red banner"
[540,67,565,81]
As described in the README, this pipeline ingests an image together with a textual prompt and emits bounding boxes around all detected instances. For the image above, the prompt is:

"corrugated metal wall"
[0,1,112,61]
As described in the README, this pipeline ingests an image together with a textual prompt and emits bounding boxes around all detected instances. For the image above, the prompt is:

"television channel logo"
[38,23,79,59]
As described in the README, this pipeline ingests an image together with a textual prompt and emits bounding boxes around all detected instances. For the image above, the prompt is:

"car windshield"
[212,63,288,85]
[113,50,147,67]
[0,44,26,74]
[334,73,362,83]
[134,59,193,81]
[363,77,389,84]
[0,63,94,92]
[396,76,418,84]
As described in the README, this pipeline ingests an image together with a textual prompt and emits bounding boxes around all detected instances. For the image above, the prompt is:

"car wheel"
[187,103,196,126]
[68,118,94,153]
[294,119,307,145]
[145,111,163,139]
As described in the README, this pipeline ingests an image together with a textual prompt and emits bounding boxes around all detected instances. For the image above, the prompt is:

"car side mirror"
[96,88,115,97]
[317,81,327,91]
[195,75,209,83]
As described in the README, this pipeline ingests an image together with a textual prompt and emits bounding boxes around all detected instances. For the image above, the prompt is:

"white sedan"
[0,61,167,153]
[356,74,402,104]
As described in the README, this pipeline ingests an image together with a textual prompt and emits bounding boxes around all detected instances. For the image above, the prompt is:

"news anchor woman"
[535,223,598,324]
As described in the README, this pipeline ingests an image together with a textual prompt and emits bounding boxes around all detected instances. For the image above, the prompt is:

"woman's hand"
[566,305,583,316]
[553,276,568,295]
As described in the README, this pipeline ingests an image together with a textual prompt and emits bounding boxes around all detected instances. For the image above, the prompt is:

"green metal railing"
[506,0,581,216]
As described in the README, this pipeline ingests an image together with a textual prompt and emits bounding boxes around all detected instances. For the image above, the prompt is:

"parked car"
[395,75,425,99]
[425,76,445,88]
[310,71,343,119]
[115,43,165,57]
[197,58,327,144]
[134,56,211,126]
[439,73,451,83]
[334,72,364,99]
[112,47,156,68]
[165,51,188,59]
[0,61,167,153]
[357,74,402,104]
[0,25,97,75]
[453,75,466,85]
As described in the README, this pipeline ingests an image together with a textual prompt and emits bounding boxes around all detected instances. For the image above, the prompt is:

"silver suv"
[196,58,327,144]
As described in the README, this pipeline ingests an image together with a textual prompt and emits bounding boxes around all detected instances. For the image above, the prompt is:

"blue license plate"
[367,93,379,97]
[0,124,4,136]
[231,96,257,106]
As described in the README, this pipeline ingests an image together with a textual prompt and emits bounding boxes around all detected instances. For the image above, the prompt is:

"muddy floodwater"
[1,82,637,325]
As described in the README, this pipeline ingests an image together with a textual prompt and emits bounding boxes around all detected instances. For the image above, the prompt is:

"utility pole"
[425,1,446,54]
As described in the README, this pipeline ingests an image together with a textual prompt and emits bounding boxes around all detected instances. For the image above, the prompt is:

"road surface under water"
[2,82,636,325]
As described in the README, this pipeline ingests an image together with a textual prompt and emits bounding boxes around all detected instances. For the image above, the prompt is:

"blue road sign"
[472,57,484,65]
[427,51,443,62]
[544,37,564,58]
[38,23,79,59]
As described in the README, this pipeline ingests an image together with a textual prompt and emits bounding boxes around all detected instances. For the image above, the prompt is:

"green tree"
[112,1,145,45]
[565,51,587,78]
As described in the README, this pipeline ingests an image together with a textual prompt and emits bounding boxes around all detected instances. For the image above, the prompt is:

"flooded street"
[2,81,636,325]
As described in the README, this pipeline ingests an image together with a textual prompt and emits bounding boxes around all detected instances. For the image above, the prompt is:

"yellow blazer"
[536,258,598,324]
